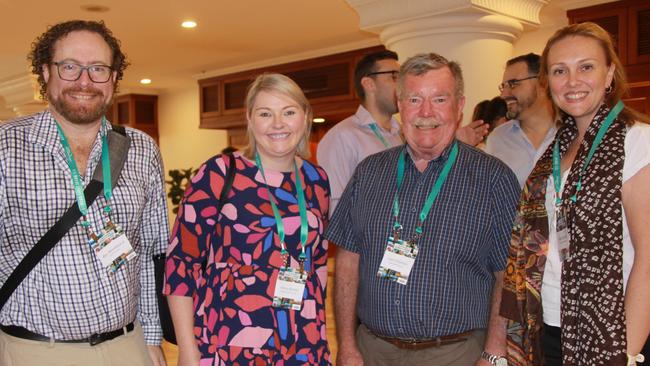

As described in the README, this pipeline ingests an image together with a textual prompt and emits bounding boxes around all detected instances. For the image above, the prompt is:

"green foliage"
[165,168,197,214]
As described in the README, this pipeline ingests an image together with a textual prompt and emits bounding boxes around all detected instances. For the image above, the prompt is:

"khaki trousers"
[357,324,485,366]
[0,323,153,366]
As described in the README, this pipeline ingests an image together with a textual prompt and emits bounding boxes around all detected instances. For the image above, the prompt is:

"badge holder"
[377,225,420,285]
[556,206,571,262]
[86,204,137,274]
[272,249,307,310]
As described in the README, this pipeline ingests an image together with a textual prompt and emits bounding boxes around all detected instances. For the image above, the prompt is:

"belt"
[374,330,474,350]
[0,322,135,346]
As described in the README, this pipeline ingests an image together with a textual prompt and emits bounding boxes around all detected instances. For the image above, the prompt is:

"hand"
[475,358,493,366]
[177,345,201,366]
[337,345,365,366]
[147,345,167,366]
[456,120,490,146]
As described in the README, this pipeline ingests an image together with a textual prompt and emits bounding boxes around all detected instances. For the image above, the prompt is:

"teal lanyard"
[254,152,308,263]
[55,117,112,229]
[553,100,624,205]
[369,123,392,148]
[393,141,459,237]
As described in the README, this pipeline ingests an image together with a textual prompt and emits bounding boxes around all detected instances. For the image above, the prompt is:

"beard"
[376,92,398,117]
[48,86,111,125]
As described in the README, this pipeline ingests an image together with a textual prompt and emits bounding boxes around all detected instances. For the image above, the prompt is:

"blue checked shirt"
[326,141,519,339]
[0,110,169,345]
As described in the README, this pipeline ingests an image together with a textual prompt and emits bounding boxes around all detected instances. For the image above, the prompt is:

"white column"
[346,0,549,124]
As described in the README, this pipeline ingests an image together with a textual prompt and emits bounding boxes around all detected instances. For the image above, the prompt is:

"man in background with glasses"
[0,20,168,366]
[485,53,556,188]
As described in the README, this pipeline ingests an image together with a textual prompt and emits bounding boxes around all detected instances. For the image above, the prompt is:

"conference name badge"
[89,221,137,273]
[272,267,307,310]
[377,235,418,285]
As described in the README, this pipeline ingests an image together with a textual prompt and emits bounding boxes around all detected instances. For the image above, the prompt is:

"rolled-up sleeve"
[138,147,170,345]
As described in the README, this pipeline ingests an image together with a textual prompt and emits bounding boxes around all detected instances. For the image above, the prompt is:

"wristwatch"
[481,351,507,366]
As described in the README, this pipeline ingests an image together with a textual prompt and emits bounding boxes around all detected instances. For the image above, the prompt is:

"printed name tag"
[377,236,418,285]
[272,267,307,310]
[89,222,137,273]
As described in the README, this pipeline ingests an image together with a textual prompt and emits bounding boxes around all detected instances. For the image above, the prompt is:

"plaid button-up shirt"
[0,110,169,344]
[326,142,519,339]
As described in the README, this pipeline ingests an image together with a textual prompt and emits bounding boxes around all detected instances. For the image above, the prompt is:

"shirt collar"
[355,105,400,134]
[405,139,456,167]
[29,109,110,160]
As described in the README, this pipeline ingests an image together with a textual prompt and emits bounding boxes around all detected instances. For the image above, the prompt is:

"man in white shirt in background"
[486,53,556,188]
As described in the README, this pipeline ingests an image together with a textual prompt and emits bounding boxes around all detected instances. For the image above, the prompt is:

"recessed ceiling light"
[140,78,152,85]
[313,117,325,123]
[181,20,197,29]
[81,4,110,12]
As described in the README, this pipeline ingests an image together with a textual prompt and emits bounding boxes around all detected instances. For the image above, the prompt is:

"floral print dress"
[164,153,331,365]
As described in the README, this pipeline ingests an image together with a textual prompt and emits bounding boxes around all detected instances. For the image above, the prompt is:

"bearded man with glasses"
[485,53,557,188]
[0,20,169,366]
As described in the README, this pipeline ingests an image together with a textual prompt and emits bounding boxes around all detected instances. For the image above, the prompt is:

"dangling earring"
[605,84,613,95]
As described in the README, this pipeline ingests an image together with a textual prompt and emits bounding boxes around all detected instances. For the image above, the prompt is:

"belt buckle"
[88,333,105,346]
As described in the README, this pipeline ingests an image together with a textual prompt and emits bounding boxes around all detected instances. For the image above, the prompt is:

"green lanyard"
[553,100,624,206]
[393,141,459,237]
[369,123,392,148]
[254,152,308,263]
[55,117,113,229]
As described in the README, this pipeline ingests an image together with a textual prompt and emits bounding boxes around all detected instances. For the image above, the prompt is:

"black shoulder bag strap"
[154,152,236,345]
[0,125,131,311]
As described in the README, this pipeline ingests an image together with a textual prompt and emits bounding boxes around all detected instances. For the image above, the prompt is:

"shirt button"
[395,299,400,305]
[411,207,417,212]
[398,327,404,332]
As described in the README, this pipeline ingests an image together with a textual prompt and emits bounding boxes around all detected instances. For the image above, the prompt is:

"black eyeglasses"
[52,62,113,83]
[498,75,537,92]
[366,70,399,81]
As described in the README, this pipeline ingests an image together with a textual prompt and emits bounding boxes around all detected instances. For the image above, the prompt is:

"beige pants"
[0,323,153,366]
[356,324,485,366]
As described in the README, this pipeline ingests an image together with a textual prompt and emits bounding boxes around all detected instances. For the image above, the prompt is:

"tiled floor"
[162,264,338,365]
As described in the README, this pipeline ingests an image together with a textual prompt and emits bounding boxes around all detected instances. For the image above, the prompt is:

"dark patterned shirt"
[326,141,519,339]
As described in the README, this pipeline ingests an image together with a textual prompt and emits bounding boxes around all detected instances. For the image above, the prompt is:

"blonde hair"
[540,22,649,124]
[243,73,313,159]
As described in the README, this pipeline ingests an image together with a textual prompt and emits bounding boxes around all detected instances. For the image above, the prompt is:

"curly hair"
[28,20,129,100]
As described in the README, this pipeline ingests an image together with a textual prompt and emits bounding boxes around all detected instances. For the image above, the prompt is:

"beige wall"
[157,84,228,224]
[158,84,228,172]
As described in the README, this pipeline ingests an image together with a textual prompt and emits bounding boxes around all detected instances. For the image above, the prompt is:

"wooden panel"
[568,4,627,64]
[224,79,250,110]
[629,2,650,65]
[626,82,650,115]
[201,83,220,113]
[198,45,385,130]
[287,62,350,99]
[110,94,159,143]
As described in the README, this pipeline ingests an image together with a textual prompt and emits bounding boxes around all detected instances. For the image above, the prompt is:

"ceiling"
[0,0,378,94]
